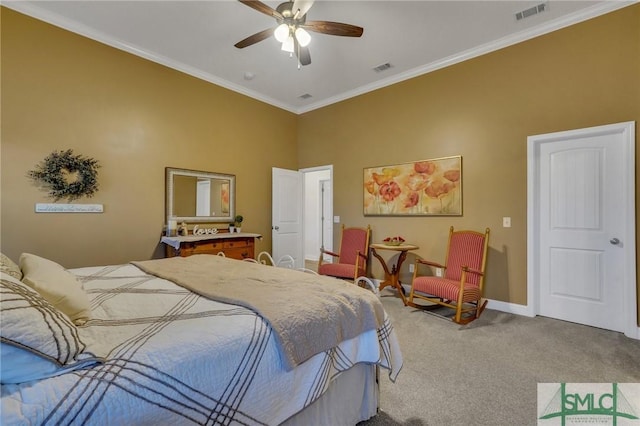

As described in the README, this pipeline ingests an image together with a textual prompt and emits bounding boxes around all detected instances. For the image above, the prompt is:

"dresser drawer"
[181,241,224,256]
[223,246,253,260]
[223,238,252,249]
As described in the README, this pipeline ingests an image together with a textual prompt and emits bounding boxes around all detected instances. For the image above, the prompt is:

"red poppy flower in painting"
[379,181,401,202]
[414,161,436,175]
[443,169,460,183]
[404,191,419,208]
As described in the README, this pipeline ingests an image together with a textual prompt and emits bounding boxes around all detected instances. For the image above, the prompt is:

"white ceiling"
[4,1,632,114]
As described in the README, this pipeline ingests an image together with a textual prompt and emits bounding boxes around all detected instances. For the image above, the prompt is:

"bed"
[1,253,403,425]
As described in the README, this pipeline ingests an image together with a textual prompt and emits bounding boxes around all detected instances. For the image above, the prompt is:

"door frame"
[301,165,333,264]
[319,178,332,262]
[527,121,637,339]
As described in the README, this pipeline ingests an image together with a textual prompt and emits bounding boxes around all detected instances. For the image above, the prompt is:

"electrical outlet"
[333,216,340,223]
[503,217,511,228]
[409,263,415,273]
[436,268,443,277]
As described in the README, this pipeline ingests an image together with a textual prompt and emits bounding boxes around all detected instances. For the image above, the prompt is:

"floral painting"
[364,156,462,216]
[221,182,230,214]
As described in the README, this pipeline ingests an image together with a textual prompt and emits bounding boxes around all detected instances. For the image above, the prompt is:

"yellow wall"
[1,6,639,318]
[298,5,640,307]
[0,8,297,267]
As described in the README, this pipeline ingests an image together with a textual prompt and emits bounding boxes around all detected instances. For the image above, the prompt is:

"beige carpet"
[360,289,640,426]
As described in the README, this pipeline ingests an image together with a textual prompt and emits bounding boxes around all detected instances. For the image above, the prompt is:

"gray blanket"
[132,255,384,370]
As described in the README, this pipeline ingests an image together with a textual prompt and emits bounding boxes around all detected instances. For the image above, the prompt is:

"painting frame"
[363,155,462,216]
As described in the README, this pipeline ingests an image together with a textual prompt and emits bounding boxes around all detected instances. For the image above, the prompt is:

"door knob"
[610,238,620,245]
[273,226,280,231]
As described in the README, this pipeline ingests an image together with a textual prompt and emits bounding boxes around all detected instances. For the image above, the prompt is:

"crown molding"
[1,1,299,114]
[4,1,635,115]
[297,1,636,114]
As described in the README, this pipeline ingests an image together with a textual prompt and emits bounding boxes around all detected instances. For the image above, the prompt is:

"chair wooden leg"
[454,306,463,324]
[453,278,465,324]
[454,300,488,325]
[476,299,488,318]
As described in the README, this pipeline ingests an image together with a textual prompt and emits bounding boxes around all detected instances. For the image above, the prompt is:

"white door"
[272,167,303,268]
[528,121,636,334]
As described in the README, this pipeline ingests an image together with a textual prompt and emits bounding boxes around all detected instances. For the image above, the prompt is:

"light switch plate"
[333,216,340,223]
[503,217,511,227]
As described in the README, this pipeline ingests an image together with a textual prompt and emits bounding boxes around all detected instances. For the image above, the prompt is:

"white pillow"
[0,272,101,384]
[19,253,91,324]
[0,253,22,280]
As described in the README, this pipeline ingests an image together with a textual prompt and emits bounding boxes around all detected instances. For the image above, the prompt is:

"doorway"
[527,121,636,338]
[302,166,333,271]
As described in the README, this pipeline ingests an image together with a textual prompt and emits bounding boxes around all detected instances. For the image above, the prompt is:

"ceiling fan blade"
[234,27,275,48]
[302,21,363,37]
[238,0,283,19]
[291,0,314,19]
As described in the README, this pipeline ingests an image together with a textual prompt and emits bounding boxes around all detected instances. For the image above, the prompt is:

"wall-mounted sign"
[35,203,104,213]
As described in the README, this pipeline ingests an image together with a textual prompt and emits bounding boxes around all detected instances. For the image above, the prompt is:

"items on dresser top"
[161,232,261,260]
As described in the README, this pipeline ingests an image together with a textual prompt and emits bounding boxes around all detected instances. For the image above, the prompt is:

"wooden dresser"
[161,233,261,260]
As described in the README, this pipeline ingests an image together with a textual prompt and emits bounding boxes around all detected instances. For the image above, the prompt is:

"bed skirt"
[283,363,378,425]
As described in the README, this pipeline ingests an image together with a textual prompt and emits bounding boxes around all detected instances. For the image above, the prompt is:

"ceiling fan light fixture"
[274,23,290,42]
[281,35,295,53]
[295,27,311,47]
[236,0,364,68]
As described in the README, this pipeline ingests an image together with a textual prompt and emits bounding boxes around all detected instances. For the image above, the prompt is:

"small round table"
[370,243,419,306]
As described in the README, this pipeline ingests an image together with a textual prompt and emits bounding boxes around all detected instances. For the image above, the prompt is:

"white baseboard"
[373,282,640,339]
[486,299,533,317]
[486,299,640,340]
[627,327,640,340]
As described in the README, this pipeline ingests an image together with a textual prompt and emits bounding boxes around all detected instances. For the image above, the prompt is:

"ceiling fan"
[234,0,364,67]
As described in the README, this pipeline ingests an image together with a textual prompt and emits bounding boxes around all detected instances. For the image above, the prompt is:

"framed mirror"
[166,167,235,223]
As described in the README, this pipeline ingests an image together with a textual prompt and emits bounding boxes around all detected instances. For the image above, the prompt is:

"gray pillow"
[0,272,101,384]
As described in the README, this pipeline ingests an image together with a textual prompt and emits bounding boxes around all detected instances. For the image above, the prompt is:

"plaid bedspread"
[1,263,403,425]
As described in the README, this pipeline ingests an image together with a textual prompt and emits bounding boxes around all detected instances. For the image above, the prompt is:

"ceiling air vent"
[515,2,548,21]
[373,62,392,73]
[299,93,312,100]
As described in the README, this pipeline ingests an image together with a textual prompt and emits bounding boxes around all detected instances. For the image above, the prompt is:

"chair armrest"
[321,248,339,258]
[461,266,484,277]
[416,259,445,269]
[357,251,368,260]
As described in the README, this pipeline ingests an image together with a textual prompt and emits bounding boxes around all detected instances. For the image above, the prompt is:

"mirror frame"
[165,167,236,223]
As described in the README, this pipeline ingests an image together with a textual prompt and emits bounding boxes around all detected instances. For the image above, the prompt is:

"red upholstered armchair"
[408,226,490,324]
[318,225,371,282]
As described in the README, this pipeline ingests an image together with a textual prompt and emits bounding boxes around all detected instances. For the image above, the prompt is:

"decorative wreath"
[28,149,100,202]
